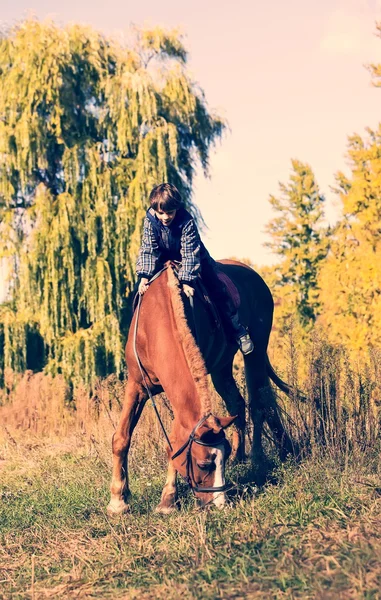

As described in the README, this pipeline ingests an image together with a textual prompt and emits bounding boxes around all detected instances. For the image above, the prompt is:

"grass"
[1,339,380,598]
[1,438,380,599]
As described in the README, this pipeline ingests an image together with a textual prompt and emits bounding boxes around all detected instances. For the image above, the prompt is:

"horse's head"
[171,414,236,508]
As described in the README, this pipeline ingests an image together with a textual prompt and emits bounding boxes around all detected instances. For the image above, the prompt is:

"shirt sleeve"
[136,217,161,278]
[178,219,201,284]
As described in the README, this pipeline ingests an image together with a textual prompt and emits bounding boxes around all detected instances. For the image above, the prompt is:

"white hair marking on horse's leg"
[212,446,226,508]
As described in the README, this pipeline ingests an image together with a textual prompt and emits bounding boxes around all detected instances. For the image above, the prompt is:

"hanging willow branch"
[0,19,225,387]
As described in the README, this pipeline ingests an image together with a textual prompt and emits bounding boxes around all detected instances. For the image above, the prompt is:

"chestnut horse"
[107,260,293,514]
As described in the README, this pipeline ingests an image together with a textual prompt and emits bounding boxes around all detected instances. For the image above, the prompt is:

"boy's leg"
[202,262,253,354]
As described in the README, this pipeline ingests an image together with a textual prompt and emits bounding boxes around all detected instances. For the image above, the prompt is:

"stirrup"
[237,333,254,355]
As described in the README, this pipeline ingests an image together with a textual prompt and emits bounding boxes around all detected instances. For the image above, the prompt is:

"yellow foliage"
[318,226,381,351]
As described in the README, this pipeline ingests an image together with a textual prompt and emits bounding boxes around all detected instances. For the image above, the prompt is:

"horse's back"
[217,260,274,321]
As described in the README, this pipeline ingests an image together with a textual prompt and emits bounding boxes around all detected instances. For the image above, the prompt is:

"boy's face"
[155,208,177,226]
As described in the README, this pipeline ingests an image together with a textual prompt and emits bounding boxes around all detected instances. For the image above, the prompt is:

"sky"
[1,0,381,294]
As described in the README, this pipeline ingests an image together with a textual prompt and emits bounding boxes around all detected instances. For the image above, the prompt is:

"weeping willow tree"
[0,19,224,386]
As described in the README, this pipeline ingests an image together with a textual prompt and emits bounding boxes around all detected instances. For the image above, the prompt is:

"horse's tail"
[266,354,305,401]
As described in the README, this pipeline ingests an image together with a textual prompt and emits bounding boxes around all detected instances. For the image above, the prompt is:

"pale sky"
[1,0,381,290]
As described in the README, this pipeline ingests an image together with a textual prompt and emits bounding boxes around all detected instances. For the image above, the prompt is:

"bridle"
[171,413,231,494]
[133,274,231,495]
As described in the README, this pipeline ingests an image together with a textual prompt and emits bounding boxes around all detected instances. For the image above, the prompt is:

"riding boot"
[227,309,254,355]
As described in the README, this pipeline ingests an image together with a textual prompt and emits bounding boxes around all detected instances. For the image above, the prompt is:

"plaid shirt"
[136,210,209,284]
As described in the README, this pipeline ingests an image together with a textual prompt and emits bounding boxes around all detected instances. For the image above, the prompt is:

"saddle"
[215,270,240,310]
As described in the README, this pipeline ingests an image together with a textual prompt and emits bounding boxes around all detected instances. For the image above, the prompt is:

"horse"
[107,260,294,515]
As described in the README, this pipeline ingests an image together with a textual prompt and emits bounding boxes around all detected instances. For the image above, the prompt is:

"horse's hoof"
[154,504,177,515]
[106,498,130,516]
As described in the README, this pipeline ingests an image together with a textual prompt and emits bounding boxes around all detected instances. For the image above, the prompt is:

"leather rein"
[133,269,229,495]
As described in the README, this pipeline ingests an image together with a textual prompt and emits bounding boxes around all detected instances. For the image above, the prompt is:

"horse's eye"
[197,461,216,471]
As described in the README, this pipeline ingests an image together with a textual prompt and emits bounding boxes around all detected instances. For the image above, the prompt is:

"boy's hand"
[183,284,194,298]
[138,278,149,295]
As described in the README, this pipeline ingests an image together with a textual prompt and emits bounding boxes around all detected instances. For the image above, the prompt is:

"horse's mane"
[166,266,211,415]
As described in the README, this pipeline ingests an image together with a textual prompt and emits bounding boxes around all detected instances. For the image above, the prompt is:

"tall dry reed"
[1,333,380,463]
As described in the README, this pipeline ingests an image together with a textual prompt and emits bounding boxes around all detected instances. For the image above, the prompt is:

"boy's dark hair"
[149,183,183,212]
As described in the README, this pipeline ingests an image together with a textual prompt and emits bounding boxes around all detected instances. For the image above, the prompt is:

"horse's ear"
[216,415,237,430]
[199,415,237,438]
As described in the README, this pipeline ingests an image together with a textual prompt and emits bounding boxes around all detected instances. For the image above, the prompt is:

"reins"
[133,271,229,495]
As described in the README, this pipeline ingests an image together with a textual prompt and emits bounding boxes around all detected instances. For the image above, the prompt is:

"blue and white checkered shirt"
[136,217,161,279]
[136,209,210,284]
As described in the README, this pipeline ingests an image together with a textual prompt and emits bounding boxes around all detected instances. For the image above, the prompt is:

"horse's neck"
[159,348,205,429]
[173,399,203,429]
[144,271,208,429]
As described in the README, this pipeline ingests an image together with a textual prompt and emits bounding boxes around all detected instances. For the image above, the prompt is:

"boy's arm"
[136,217,161,279]
[178,219,201,285]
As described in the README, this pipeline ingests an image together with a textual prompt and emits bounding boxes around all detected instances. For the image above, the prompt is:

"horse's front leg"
[155,458,178,514]
[107,380,146,516]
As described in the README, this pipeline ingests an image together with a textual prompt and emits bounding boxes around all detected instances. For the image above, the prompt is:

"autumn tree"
[316,23,381,352]
[318,129,381,351]
[0,19,224,385]
[264,159,327,328]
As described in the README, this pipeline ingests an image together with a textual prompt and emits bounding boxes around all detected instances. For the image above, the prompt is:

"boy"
[136,183,254,355]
